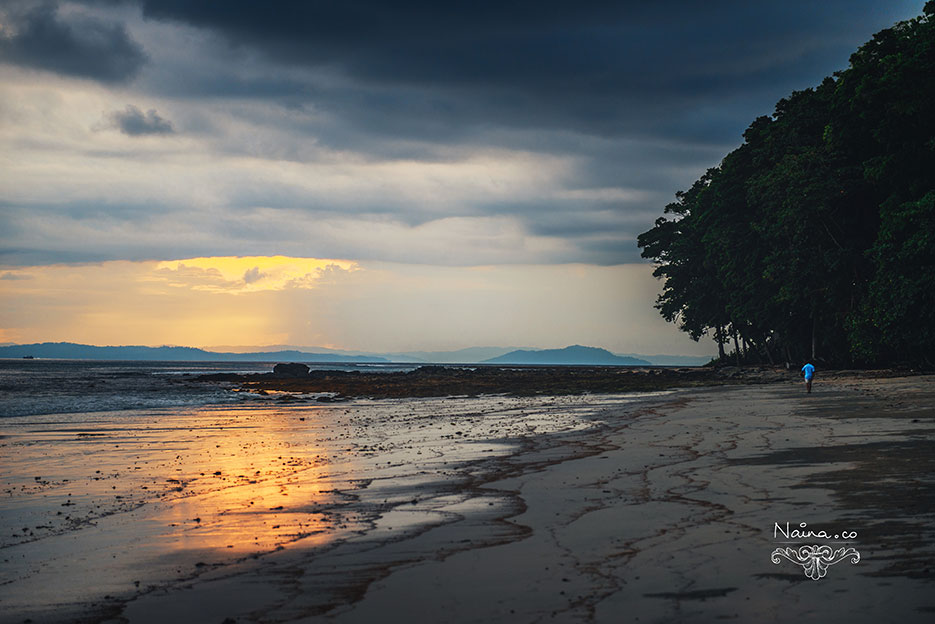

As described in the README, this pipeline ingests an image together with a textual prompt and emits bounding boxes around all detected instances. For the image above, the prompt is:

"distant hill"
[0,342,388,363]
[0,342,711,366]
[389,346,524,363]
[206,345,527,363]
[483,345,651,366]
[615,353,712,367]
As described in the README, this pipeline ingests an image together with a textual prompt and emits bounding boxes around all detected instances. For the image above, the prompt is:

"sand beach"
[1,369,933,623]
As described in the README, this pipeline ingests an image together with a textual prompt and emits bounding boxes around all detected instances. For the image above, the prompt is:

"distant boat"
[22,355,35,359]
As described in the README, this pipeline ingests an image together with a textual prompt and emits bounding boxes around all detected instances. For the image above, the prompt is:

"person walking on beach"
[801,362,815,393]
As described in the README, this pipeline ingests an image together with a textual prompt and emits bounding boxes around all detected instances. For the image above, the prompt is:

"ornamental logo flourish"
[770,545,860,580]
[770,522,860,580]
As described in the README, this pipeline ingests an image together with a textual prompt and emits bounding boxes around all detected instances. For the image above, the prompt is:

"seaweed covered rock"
[272,362,310,378]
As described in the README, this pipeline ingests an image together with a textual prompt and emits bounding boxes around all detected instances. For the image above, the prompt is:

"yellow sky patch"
[0,256,360,346]
[151,256,359,294]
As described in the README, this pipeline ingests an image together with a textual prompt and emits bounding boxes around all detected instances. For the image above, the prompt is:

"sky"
[0,0,927,354]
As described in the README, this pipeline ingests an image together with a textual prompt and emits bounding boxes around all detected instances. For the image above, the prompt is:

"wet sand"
[2,373,933,622]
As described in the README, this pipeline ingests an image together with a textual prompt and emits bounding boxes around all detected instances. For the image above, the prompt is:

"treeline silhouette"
[638,3,935,368]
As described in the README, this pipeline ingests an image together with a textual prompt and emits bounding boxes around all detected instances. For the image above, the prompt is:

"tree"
[638,4,935,368]
[848,192,935,366]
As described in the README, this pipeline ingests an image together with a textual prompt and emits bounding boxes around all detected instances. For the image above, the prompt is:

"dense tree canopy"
[638,2,935,367]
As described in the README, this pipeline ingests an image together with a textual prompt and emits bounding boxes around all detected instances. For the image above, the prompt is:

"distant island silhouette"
[0,342,706,366]
[483,345,651,366]
[0,342,388,363]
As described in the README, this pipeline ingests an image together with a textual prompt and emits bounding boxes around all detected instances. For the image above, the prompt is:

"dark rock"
[273,362,310,378]
[316,395,344,402]
[274,394,305,402]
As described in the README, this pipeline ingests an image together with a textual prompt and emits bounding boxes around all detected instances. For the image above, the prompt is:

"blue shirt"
[802,363,815,380]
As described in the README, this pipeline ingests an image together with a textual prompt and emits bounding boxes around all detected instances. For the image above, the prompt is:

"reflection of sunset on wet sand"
[0,403,368,614]
[157,413,338,556]
[1,393,605,620]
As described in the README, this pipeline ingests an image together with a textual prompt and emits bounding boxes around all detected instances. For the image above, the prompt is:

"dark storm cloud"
[101,104,174,135]
[4,1,927,268]
[129,0,924,140]
[0,2,146,82]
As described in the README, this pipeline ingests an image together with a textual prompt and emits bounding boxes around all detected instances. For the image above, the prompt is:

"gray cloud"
[2,1,928,269]
[100,105,174,135]
[242,266,265,283]
[130,0,924,141]
[0,191,670,267]
[0,2,146,82]
[0,271,33,280]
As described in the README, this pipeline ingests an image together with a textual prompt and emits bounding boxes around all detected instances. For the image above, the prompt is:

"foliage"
[638,5,935,367]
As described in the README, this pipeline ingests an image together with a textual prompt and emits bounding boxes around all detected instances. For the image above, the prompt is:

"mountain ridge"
[0,342,710,366]
[483,345,651,366]
[0,342,388,363]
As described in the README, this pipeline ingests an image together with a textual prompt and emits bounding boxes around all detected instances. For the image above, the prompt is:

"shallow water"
[0,392,660,620]
[0,360,423,417]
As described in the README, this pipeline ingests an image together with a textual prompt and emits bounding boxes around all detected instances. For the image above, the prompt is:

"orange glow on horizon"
[0,260,715,356]
[0,256,361,348]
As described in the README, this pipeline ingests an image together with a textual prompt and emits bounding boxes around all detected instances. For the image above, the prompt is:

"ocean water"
[0,359,669,620]
[0,386,640,618]
[0,359,420,417]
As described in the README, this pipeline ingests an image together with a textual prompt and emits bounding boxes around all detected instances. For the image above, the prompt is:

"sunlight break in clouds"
[151,256,359,294]
[0,257,360,347]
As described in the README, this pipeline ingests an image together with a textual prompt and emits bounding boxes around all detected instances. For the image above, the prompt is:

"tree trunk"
[733,329,741,367]
[750,338,764,364]
[716,325,726,360]
[811,315,817,360]
[762,339,776,366]
[742,337,752,361]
